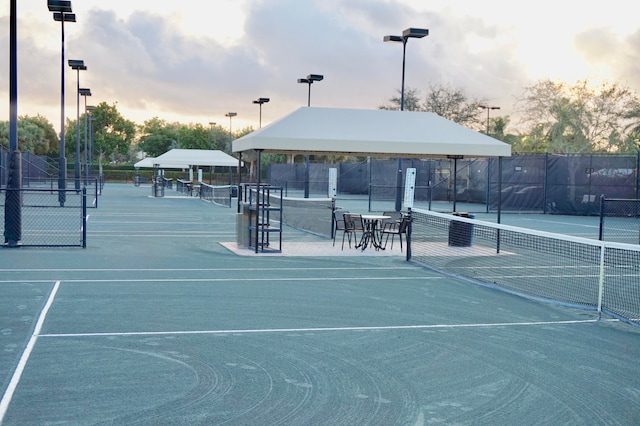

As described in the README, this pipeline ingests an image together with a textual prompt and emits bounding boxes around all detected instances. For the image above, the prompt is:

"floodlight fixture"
[48,0,72,12]
[53,12,76,22]
[68,59,86,70]
[383,35,403,43]
[402,28,429,38]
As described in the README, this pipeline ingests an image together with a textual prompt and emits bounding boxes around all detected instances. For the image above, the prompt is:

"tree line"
[381,79,640,154]
[2,78,640,164]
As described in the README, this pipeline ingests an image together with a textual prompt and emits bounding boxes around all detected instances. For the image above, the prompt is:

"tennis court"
[1,183,640,424]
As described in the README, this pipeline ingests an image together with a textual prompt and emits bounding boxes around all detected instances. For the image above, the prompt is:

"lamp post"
[383,28,428,111]
[79,88,91,184]
[87,109,95,178]
[253,98,270,128]
[478,105,500,135]
[208,122,216,150]
[298,74,323,198]
[225,113,237,186]
[49,0,75,205]
[207,122,216,183]
[225,112,237,149]
[69,59,86,190]
[5,0,21,246]
[297,74,323,107]
[383,27,429,211]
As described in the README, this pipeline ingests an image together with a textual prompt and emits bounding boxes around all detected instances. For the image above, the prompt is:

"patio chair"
[342,213,363,250]
[381,216,410,251]
[332,210,349,246]
[382,211,403,228]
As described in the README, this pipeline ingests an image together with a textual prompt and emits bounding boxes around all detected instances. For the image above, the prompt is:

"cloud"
[574,27,640,92]
[2,0,638,133]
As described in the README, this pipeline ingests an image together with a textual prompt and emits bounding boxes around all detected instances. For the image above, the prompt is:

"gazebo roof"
[232,107,511,158]
[134,149,242,168]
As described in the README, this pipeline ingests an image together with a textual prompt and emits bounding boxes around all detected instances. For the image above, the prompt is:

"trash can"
[153,176,165,197]
[448,212,474,246]
[236,202,250,248]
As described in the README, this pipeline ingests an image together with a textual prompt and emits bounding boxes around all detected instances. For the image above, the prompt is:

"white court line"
[0,281,60,423]
[518,218,600,229]
[40,318,615,339]
[0,266,417,273]
[0,276,444,284]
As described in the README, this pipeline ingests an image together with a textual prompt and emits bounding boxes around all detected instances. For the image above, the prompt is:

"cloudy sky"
[1,0,639,134]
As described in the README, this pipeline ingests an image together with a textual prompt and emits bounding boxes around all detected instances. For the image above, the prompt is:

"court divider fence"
[1,187,87,248]
[599,196,640,244]
[407,209,640,327]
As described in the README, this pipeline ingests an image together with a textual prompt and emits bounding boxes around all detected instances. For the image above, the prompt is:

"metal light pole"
[225,112,237,148]
[298,74,323,198]
[225,113,237,186]
[79,88,91,184]
[478,105,500,135]
[297,74,323,107]
[49,0,76,206]
[86,106,95,178]
[69,59,86,190]
[208,122,216,150]
[253,98,270,128]
[207,122,216,183]
[5,0,21,246]
[384,27,428,211]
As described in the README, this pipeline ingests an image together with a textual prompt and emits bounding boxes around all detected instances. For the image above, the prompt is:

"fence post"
[4,151,22,247]
[636,152,640,200]
[94,177,99,208]
[82,186,87,248]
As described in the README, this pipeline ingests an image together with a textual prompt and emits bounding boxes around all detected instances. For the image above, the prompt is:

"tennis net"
[409,209,640,326]
[268,193,334,237]
[200,183,232,207]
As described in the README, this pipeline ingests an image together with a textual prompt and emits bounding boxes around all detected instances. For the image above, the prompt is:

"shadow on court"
[1,183,639,425]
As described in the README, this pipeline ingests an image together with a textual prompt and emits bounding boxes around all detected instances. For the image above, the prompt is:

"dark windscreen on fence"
[264,154,640,216]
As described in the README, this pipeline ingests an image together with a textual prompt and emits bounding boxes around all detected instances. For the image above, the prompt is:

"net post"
[405,208,412,261]
[597,242,605,320]
[598,194,605,241]
[330,198,336,239]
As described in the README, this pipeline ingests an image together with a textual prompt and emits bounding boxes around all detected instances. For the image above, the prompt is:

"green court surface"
[1,183,639,425]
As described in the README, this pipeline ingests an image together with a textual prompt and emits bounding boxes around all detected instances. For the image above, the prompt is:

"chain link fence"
[2,188,87,248]
[266,154,640,216]
[599,197,640,244]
